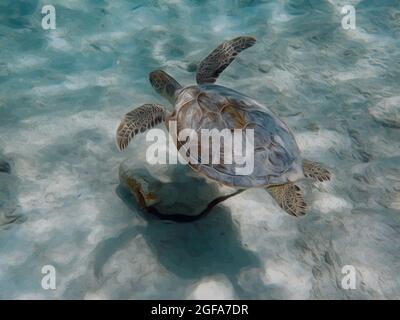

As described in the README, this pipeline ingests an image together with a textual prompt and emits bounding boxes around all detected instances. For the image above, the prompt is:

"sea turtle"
[116,36,331,217]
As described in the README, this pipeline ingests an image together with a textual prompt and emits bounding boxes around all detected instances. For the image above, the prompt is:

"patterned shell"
[167,84,304,188]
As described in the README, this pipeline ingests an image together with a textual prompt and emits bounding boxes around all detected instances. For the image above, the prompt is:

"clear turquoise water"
[0,0,399,299]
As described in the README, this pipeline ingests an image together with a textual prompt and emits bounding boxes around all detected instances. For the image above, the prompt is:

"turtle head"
[149,70,182,105]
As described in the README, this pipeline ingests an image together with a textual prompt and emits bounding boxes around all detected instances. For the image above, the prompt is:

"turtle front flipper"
[116,103,166,151]
[196,36,256,84]
[303,160,331,182]
[267,183,307,217]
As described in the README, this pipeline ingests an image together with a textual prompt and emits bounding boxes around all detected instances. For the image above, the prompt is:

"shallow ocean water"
[0,0,400,299]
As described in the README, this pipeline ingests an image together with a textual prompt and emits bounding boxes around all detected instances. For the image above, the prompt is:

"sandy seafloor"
[0,0,400,299]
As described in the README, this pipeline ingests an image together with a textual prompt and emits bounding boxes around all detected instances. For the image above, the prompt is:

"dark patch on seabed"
[0,158,11,174]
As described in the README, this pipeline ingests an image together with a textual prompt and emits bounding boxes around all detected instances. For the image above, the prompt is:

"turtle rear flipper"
[116,103,166,151]
[196,36,256,84]
[267,183,307,217]
[303,160,331,182]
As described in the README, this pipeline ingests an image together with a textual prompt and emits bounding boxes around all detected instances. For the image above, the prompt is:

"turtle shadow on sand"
[104,184,266,299]
[89,161,282,298]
